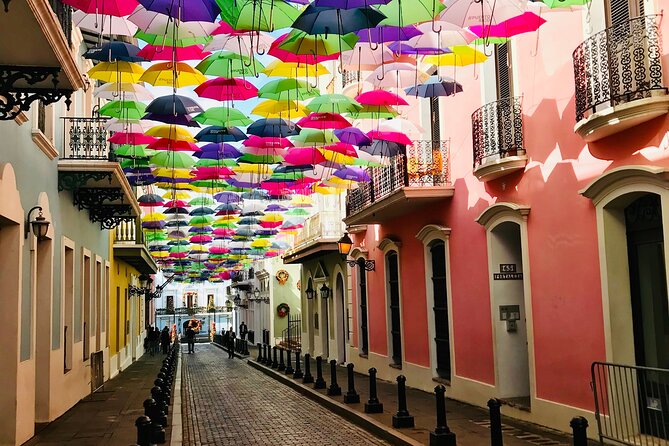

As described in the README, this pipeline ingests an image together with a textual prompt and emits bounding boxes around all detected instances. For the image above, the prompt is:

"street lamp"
[337,232,353,256]
[305,282,315,300]
[253,287,261,300]
[338,232,375,271]
[25,206,50,240]
[225,299,233,312]
[320,283,330,299]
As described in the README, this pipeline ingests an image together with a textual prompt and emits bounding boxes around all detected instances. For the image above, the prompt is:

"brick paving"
[181,344,391,446]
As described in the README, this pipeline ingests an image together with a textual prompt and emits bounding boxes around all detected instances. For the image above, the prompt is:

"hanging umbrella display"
[223,0,301,31]
[278,29,359,56]
[469,11,546,38]
[377,0,445,26]
[95,82,154,101]
[423,46,488,66]
[195,77,259,101]
[269,33,341,64]
[138,0,222,22]
[292,4,387,35]
[196,51,265,77]
[297,113,351,129]
[63,0,139,15]
[73,10,138,35]
[258,78,320,102]
[99,101,147,120]
[247,118,301,138]
[439,0,528,28]
[194,107,253,127]
[405,76,464,97]
[307,94,362,114]
[137,44,211,62]
[252,100,311,118]
[88,61,145,83]
[139,62,207,88]
[195,126,248,143]
[146,95,203,115]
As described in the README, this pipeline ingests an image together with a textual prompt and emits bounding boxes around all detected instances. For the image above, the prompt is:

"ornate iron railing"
[472,96,524,169]
[50,0,72,47]
[62,117,111,160]
[573,15,667,122]
[342,69,359,88]
[346,140,450,217]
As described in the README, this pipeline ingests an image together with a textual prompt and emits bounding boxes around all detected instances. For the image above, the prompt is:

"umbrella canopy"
[63,0,139,15]
[137,44,210,62]
[440,0,528,27]
[469,11,546,38]
[307,94,362,114]
[73,10,138,35]
[138,0,221,22]
[292,4,387,35]
[278,29,359,56]
[223,0,301,30]
[405,76,464,97]
[195,77,259,101]
[194,107,253,127]
[139,62,207,87]
[258,78,320,101]
[95,82,154,101]
[247,118,301,138]
[252,100,310,118]
[85,42,144,62]
[146,95,203,115]
[88,61,144,83]
[195,126,248,142]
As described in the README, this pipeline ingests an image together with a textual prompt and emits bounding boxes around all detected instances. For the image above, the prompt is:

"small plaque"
[493,272,523,280]
[500,264,516,273]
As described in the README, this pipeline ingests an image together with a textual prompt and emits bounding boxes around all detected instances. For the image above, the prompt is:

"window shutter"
[430,96,441,143]
[609,0,630,26]
[495,43,511,100]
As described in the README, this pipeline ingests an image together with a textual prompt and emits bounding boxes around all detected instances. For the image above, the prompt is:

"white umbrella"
[128,6,218,37]
[205,32,273,55]
[73,10,138,36]
[439,0,528,28]
[366,63,429,89]
[413,21,477,47]
[105,118,153,133]
[94,82,154,101]
[341,44,395,71]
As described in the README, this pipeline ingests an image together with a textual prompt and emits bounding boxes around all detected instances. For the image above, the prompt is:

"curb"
[170,350,183,446]
[248,359,423,446]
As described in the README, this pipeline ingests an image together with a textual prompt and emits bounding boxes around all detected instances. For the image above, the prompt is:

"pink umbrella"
[284,147,327,165]
[148,139,201,152]
[137,45,211,62]
[243,135,294,149]
[63,0,139,15]
[163,200,189,207]
[322,142,358,156]
[109,132,157,145]
[195,77,259,101]
[469,12,546,38]
[355,90,409,106]
[367,130,412,145]
[297,113,352,130]
[260,221,282,229]
[190,235,213,244]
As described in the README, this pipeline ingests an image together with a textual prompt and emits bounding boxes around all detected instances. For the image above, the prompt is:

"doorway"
[357,259,369,355]
[35,237,53,422]
[430,240,451,380]
[335,273,346,363]
[386,251,402,366]
[490,221,530,407]
[625,194,669,439]
[321,283,329,358]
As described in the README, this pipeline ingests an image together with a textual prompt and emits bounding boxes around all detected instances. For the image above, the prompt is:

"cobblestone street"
[181,344,391,445]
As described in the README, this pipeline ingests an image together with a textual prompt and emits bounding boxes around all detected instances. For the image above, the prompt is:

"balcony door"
[386,251,402,366]
[357,259,369,355]
[430,240,451,380]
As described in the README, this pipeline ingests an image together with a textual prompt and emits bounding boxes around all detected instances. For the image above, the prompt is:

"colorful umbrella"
[139,62,207,87]
[195,77,259,101]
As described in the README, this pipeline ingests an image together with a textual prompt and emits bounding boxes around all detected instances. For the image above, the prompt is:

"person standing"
[227,327,236,359]
[160,326,170,354]
[239,321,248,340]
[185,324,195,354]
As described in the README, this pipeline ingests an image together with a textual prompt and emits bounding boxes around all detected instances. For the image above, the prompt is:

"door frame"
[476,203,535,403]
[380,238,403,366]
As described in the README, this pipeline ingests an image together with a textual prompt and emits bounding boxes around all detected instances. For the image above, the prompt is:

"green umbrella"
[278,29,358,56]
[238,153,284,164]
[307,94,362,114]
[135,30,210,47]
[120,158,150,168]
[150,151,196,169]
[99,100,146,120]
[286,208,310,216]
[541,0,590,6]
[378,0,445,26]
[190,179,231,188]
[189,196,216,206]
[189,215,215,226]
[194,107,254,127]
[220,0,300,31]
[291,128,338,147]
[195,158,239,167]
[258,78,320,101]
[347,104,399,119]
[195,52,264,77]
[213,221,238,229]
[114,144,154,159]
[473,37,509,45]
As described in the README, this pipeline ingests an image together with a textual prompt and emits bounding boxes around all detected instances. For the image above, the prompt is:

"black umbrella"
[292,4,387,35]
[195,126,248,143]
[360,139,405,157]
[404,76,464,97]
[247,118,301,138]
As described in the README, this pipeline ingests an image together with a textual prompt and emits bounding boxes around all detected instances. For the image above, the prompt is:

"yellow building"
[108,220,158,378]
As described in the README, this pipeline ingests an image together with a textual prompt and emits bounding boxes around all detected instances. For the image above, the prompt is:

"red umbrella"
[284,147,327,165]
[109,132,157,145]
[367,130,412,145]
[297,113,351,129]
[148,139,201,152]
[269,33,340,65]
[163,200,189,208]
[63,0,139,15]
[137,45,211,62]
[322,142,358,156]
[355,90,409,106]
[195,77,258,101]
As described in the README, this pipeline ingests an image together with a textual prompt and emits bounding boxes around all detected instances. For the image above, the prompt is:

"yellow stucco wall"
[108,235,140,356]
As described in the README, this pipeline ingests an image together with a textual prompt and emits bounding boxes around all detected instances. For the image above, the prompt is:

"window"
[63,243,74,372]
[83,253,91,360]
[607,0,644,27]
[495,42,512,100]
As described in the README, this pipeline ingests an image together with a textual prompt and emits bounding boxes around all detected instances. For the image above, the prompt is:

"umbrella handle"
[367,27,379,50]
[255,32,266,55]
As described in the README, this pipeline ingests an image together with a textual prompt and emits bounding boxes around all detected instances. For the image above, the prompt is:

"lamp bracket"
[72,188,125,211]
[346,259,375,271]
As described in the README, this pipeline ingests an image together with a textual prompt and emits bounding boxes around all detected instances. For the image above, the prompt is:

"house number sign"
[493,264,523,280]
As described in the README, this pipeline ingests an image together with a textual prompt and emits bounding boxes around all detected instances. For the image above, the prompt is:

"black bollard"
[143,398,158,420]
[327,359,342,396]
[150,421,166,444]
[278,347,286,371]
[264,344,270,365]
[302,353,314,384]
[314,356,326,389]
[488,398,503,446]
[243,340,249,356]
[293,350,303,379]
[570,417,588,446]
[364,368,383,413]
[429,385,456,446]
[392,375,415,428]
[271,346,278,369]
[135,416,152,446]
[257,343,263,362]
[285,349,294,375]
[343,363,360,404]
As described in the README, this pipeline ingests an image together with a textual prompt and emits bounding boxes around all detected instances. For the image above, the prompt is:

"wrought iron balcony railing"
[61,116,112,160]
[342,69,359,89]
[573,15,667,122]
[472,96,524,169]
[50,0,72,47]
[346,140,450,216]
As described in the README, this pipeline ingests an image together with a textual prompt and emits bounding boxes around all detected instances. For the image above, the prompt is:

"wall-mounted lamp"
[338,232,375,271]
[320,283,330,300]
[305,283,315,300]
[253,287,261,300]
[25,206,50,240]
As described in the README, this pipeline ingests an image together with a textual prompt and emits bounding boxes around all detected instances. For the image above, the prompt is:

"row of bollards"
[254,346,591,445]
[234,338,249,356]
[134,342,179,446]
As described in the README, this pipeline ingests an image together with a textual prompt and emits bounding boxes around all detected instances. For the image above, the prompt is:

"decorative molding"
[377,237,402,251]
[72,187,125,211]
[415,224,451,243]
[350,247,368,258]
[58,171,113,192]
[476,202,530,228]
[31,129,58,160]
[579,166,669,205]
[14,111,28,125]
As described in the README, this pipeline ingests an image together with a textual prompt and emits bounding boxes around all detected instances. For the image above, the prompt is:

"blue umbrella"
[405,76,464,97]
[85,42,145,62]
[195,126,248,143]
[247,118,301,138]
[146,95,203,115]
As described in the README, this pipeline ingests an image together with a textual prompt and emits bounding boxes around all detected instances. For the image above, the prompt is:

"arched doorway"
[335,273,346,363]
[429,240,451,380]
[386,251,402,366]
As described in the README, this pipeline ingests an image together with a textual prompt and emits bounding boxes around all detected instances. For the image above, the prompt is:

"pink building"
[309,0,669,439]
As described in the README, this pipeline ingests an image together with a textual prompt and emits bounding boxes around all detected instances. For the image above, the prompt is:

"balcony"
[573,15,669,142]
[344,140,453,226]
[0,0,85,120]
[472,96,526,182]
[58,117,140,229]
[283,210,345,264]
[113,219,158,275]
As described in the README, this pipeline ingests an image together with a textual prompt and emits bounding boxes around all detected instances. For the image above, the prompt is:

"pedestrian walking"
[227,327,236,358]
[185,316,198,353]
[160,326,170,354]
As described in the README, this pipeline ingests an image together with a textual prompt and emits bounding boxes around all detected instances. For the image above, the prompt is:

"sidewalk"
[24,351,173,446]
[238,345,589,446]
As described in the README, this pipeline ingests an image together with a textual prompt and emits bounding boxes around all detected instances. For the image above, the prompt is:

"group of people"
[144,326,171,356]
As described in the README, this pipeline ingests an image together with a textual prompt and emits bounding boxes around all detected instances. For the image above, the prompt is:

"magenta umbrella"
[355,90,409,106]
[284,147,327,165]
[469,11,546,38]
[297,113,352,130]
[63,0,139,15]
[334,167,370,182]
[195,78,259,101]
[137,45,211,62]
[367,130,412,145]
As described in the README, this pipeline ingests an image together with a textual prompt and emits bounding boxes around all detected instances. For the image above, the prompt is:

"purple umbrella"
[334,127,372,146]
[314,0,391,8]
[143,112,201,127]
[265,204,289,212]
[214,191,242,203]
[138,0,221,22]
[334,167,371,182]
[196,143,242,159]
[356,25,421,43]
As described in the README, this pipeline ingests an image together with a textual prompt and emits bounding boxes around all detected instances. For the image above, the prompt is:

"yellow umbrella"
[233,163,274,175]
[290,195,313,207]
[319,148,356,165]
[314,184,341,195]
[139,62,207,87]
[261,213,284,222]
[146,125,196,142]
[216,215,240,222]
[151,251,169,259]
[155,182,194,190]
[142,212,167,221]
[326,177,358,188]
[162,191,190,199]
[152,168,194,179]
[251,100,310,118]
[424,46,488,66]
[250,239,272,248]
[262,61,330,78]
[88,61,144,83]
[190,245,208,252]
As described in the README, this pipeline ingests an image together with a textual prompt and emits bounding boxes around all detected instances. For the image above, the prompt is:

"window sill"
[31,130,58,160]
